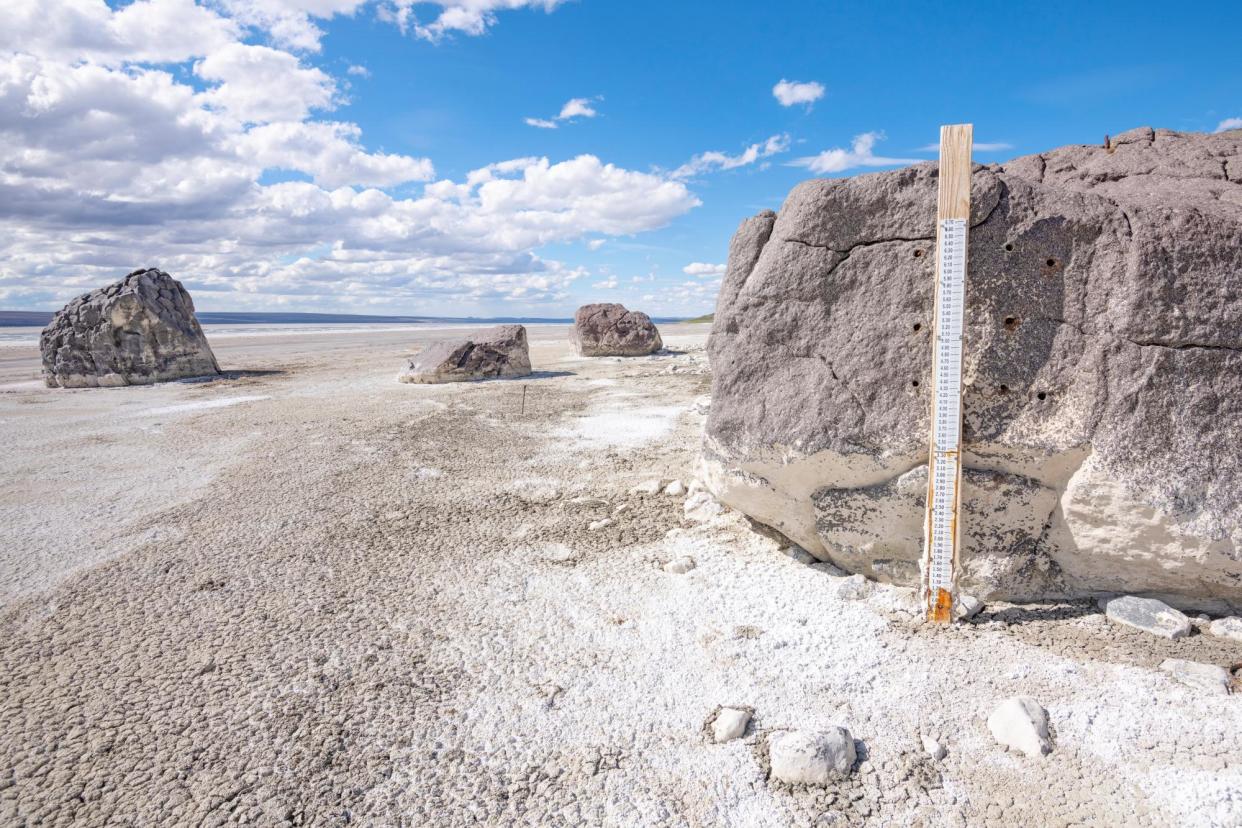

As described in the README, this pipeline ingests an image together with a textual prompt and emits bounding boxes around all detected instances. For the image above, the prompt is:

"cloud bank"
[0,0,696,313]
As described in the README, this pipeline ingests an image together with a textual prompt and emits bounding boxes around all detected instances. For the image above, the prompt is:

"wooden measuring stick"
[922,123,972,623]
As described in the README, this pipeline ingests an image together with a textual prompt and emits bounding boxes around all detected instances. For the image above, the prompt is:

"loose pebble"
[768,728,856,785]
[987,697,1053,758]
[711,708,751,743]
[1100,595,1192,639]
[663,556,696,574]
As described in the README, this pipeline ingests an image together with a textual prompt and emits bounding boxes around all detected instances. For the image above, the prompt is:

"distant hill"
[0,311,51,327]
[683,313,714,324]
[0,309,689,328]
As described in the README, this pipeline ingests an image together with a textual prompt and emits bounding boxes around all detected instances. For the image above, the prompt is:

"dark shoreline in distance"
[0,310,697,327]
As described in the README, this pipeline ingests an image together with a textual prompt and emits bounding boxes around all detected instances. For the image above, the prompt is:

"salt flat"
[1,325,1240,826]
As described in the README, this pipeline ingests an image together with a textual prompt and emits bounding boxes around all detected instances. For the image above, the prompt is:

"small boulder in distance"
[40,268,220,388]
[399,325,532,384]
[570,303,662,357]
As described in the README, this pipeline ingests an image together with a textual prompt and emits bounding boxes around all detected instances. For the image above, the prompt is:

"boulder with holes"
[399,324,532,384]
[40,268,220,388]
[703,127,1242,612]
[570,303,663,357]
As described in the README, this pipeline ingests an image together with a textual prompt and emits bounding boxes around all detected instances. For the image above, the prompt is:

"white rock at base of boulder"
[664,556,696,574]
[1208,616,1242,642]
[1160,659,1231,696]
[684,491,724,521]
[768,728,856,785]
[783,545,817,565]
[1101,595,1192,639]
[588,518,613,531]
[663,480,687,496]
[712,708,751,743]
[836,574,872,601]
[921,735,947,761]
[955,594,984,620]
[987,697,1052,758]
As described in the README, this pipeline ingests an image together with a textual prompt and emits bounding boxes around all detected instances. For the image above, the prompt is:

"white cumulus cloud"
[791,131,919,175]
[0,0,699,313]
[773,79,824,108]
[672,134,790,180]
[379,0,570,42]
[1215,118,1242,133]
[683,262,725,277]
[524,96,601,129]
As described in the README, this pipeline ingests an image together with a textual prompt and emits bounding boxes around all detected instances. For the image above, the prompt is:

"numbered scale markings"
[925,217,967,601]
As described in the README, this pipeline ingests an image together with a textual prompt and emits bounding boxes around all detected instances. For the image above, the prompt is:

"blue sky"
[0,0,1238,317]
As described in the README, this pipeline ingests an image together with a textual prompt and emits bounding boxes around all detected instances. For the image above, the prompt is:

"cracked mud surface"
[2,325,1240,826]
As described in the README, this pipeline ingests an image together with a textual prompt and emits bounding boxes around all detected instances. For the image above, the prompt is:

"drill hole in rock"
[1003,316,1019,331]
[1045,257,1058,268]
[999,384,1010,395]
[912,323,922,332]
[913,249,924,259]
[911,380,920,387]
[1004,242,1015,252]
[1037,391,1047,401]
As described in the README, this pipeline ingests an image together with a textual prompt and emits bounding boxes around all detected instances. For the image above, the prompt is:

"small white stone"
[687,479,706,495]
[1208,616,1242,642]
[1160,659,1231,696]
[768,728,856,785]
[954,594,984,620]
[613,503,631,515]
[921,735,947,761]
[587,518,613,531]
[663,480,687,497]
[692,394,712,415]
[836,574,872,600]
[987,697,1052,758]
[712,708,751,743]
[663,556,696,574]
[684,491,724,521]
[628,479,668,496]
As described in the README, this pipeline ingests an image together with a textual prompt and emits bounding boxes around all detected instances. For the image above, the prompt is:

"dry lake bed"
[1,324,1240,826]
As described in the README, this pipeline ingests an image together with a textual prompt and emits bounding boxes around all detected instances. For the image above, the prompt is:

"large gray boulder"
[399,324,531,384]
[570,303,662,356]
[40,268,220,388]
[704,127,1242,613]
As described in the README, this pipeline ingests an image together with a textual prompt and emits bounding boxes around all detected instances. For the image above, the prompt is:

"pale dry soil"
[1,325,1240,827]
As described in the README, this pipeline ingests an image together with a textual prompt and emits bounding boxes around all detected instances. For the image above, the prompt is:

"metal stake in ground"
[922,123,972,623]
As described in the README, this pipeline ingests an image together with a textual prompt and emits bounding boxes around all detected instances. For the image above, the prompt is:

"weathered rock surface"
[1160,659,1231,696]
[768,728,855,784]
[1101,595,1192,639]
[40,268,220,388]
[570,303,662,357]
[399,325,531,384]
[988,697,1053,758]
[703,127,1242,612]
